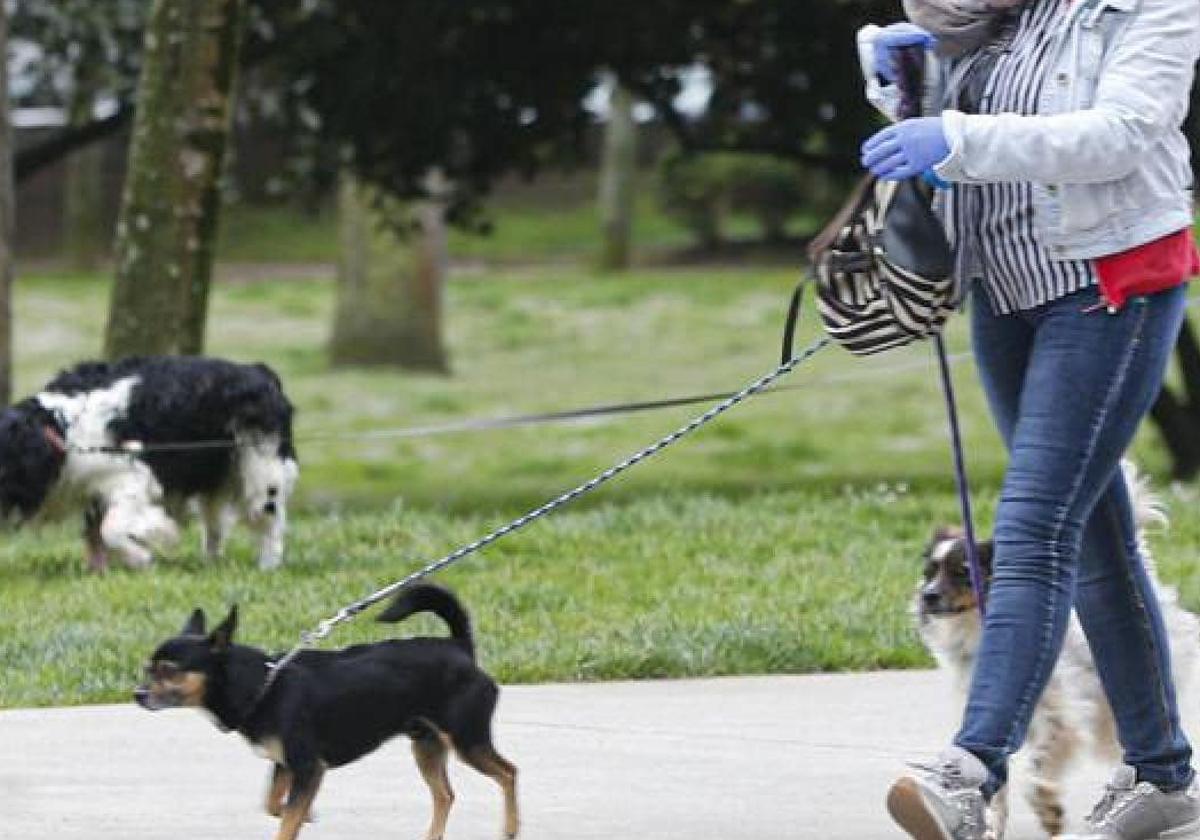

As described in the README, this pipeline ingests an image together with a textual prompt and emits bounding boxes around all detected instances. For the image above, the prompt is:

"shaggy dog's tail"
[378,583,475,659]
[1123,459,1167,529]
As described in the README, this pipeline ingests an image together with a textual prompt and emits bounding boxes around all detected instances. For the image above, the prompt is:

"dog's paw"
[119,545,155,570]
[264,804,316,823]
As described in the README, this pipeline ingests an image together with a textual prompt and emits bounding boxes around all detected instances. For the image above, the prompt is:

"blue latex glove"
[873,23,936,83]
[861,117,950,181]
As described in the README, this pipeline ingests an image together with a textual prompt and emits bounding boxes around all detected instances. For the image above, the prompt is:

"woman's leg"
[955,285,1191,794]
[1075,472,1193,789]
[968,285,1035,447]
[887,289,1041,840]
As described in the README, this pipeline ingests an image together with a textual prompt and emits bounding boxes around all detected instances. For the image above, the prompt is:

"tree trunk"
[329,173,450,372]
[598,80,637,272]
[1150,388,1200,480]
[64,61,106,272]
[104,0,246,359]
[0,4,13,406]
[1151,316,1200,481]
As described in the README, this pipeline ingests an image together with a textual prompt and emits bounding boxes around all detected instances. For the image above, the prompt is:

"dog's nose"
[133,687,152,709]
[921,590,942,609]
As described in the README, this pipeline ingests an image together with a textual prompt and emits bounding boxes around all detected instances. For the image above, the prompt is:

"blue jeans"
[955,282,1194,796]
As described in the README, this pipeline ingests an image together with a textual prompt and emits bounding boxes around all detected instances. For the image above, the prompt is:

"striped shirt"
[951,0,1096,314]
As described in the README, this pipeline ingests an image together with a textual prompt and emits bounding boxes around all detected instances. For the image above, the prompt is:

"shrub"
[659,151,829,248]
[658,152,730,250]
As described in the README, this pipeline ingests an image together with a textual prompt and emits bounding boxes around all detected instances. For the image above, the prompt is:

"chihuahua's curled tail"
[378,583,475,659]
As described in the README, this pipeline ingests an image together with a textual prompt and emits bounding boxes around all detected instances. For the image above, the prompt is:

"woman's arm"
[935,0,1200,185]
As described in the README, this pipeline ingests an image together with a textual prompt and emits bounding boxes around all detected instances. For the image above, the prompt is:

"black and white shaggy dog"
[916,463,1199,840]
[0,356,299,570]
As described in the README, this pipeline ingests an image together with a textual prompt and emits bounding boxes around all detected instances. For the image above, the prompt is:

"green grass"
[217,203,340,265]
[14,267,1019,512]
[5,265,1199,707]
[0,488,949,706]
[215,172,815,267]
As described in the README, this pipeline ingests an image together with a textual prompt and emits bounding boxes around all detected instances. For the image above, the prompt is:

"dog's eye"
[153,662,181,679]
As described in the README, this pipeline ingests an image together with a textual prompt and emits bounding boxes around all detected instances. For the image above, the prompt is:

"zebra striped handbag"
[782,172,957,360]
[781,38,957,361]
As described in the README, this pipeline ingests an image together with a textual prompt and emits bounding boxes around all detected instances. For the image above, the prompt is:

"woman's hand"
[873,23,936,83]
[862,117,950,181]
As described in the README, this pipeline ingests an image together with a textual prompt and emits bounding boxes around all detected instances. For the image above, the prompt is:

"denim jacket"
[932,0,1200,260]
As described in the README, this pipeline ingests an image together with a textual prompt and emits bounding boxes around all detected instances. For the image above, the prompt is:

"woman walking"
[861,1,1200,839]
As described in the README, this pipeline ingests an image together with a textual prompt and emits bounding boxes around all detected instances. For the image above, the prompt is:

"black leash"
[240,336,834,718]
[64,363,826,457]
[895,42,987,617]
[784,277,986,615]
[934,334,987,614]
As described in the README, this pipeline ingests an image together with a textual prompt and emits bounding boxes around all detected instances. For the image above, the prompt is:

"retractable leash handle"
[895,44,927,121]
[857,26,942,123]
[895,43,989,617]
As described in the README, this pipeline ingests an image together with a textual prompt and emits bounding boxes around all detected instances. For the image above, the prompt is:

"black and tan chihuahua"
[134,584,518,840]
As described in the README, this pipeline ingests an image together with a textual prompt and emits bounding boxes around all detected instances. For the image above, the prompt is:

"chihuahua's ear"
[208,605,238,651]
[182,608,206,636]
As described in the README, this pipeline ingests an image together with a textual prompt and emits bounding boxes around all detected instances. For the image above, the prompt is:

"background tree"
[1150,323,1200,480]
[103,0,247,358]
[251,0,894,365]
[251,0,891,218]
[329,174,450,371]
[598,77,637,272]
[0,3,14,406]
[63,57,106,270]
[16,0,1200,471]
[11,0,146,248]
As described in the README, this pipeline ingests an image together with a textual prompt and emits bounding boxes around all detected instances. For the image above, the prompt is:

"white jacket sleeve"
[934,0,1200,184]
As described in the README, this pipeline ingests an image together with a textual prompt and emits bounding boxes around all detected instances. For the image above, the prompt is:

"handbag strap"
[780,277,808,364]
[805,174,878,265]
[934,333,988,615]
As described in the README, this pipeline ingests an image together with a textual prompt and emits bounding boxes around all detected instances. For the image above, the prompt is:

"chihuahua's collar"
[207,654,278,734]
[222,657,281,732]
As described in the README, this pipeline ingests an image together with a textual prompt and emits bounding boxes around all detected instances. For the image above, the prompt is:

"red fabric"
[1093,228,1200,310]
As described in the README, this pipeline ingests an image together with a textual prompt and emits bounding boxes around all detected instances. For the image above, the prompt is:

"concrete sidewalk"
[0,671,1178,840]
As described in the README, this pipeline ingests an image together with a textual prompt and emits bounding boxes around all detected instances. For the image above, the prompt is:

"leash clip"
[306,616,340,644]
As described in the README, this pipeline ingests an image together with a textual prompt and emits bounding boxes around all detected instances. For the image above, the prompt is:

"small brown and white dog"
[917,463,1199,839]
